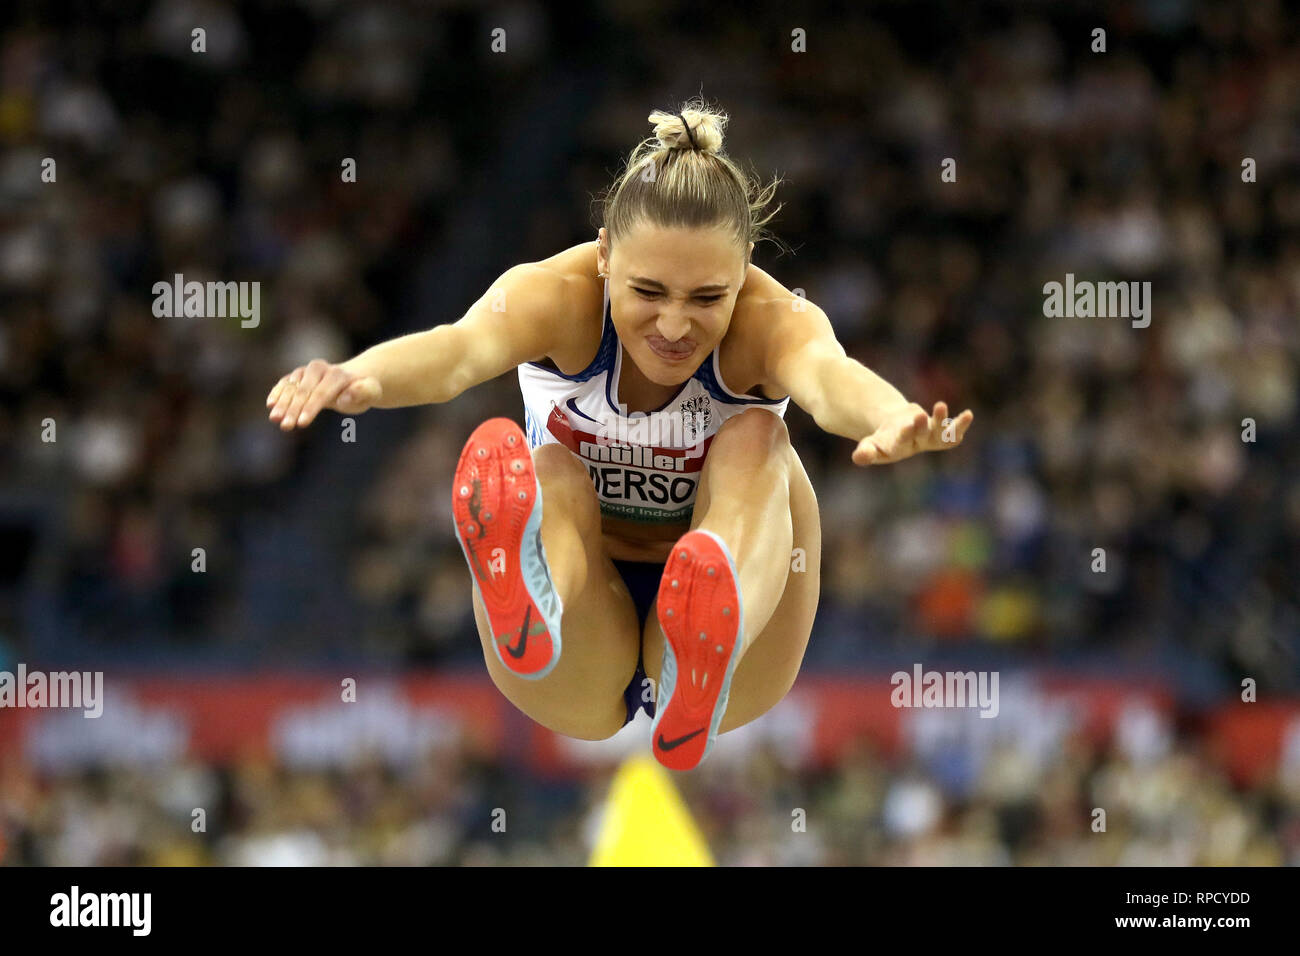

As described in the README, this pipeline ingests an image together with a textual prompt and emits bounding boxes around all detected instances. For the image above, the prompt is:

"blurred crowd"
[3,722,1296,865]
[0,0,479,654]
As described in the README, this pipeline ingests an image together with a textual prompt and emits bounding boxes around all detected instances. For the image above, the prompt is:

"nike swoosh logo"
[506,605,531,659]
[565,398,600,423]
[657,728,705,751]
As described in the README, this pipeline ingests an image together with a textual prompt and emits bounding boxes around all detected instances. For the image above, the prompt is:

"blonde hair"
[597,97,786,256]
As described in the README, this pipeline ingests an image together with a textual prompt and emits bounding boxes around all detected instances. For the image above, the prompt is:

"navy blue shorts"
[613,557,666,726]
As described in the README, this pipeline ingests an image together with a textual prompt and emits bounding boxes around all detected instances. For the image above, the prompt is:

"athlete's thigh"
[640,442,821,731]
[717,442,820,730]
[472,537,643,741]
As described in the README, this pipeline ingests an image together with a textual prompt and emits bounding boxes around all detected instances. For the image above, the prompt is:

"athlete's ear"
[597,227,611,276]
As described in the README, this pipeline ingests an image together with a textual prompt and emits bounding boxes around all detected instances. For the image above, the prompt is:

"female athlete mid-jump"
[267,101,973,771]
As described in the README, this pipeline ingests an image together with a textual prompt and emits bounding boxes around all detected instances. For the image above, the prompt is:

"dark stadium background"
[0,0,1297,864]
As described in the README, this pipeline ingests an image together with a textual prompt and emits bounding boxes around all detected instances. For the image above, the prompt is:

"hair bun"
[648,101,726,154]
[600,96,787,258]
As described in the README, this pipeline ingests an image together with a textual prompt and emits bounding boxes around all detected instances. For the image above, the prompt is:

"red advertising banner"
[0,673,505,769]
[1205,702,1300,787]
[0,670,1291,780]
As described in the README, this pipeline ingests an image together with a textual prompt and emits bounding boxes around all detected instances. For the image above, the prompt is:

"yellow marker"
[590,754,714,866]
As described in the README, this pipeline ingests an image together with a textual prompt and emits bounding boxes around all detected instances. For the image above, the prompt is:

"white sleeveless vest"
[517,279,790,525]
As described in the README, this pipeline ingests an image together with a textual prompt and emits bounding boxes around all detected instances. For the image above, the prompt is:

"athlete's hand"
[266,359,383,431]
[852,401,973,466]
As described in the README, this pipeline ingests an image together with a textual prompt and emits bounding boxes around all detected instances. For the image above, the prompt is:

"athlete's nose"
[656,310,692,343]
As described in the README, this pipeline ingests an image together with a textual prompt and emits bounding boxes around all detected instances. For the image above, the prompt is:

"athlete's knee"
[716,407,789,450]
[558,702,628,741]
[532,443,600,530]
[533,441,586,482]
[706,410,792,485]
[502,683,627,741]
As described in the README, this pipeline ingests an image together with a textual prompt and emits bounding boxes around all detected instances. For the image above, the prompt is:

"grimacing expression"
[597,224,753,386]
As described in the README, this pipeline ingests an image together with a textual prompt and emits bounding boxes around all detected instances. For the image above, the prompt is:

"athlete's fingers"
[935,408,974,449]
[907,407,928,445]
[272,376,306,428]
[916,403,943,447]
[294,367,351,428]
[274,384,302,429]
[930,402,947,438]
[281,360,329,430]
[923,401,948,448]
[269,368,305,425]
[852,434,888,466]
[952,408,974,442]
[895,411,925,455]
[266,376,288,409]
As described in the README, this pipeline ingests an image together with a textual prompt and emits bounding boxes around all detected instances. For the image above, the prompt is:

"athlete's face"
[597,223,752,386]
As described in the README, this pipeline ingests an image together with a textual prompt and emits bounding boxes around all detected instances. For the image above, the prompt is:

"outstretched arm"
[267,263,570,429]
[763,298,974,466]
